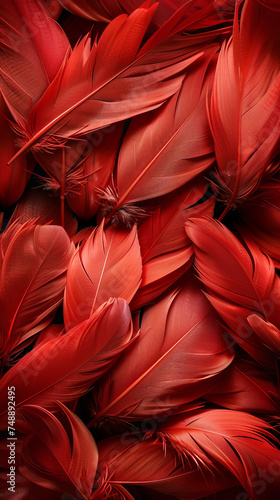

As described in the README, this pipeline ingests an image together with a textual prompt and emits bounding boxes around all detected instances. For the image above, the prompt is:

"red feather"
[97,409,280,498]
[0,298,133,421]
[208,0,280,213]
[8,3,208,162]
[114,47,217,209]
[0,221,74,366]
[18,403,98,498]
[130,178,215,310]
[247,314,280,357]
[206,354,280,414]
[96,414,241,499]
[91,272,234,424]
[185,216,280,366]
[64,221,142,330]
[0,0,70,122]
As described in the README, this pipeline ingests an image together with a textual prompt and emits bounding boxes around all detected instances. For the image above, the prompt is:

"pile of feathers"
[1,0,280,498]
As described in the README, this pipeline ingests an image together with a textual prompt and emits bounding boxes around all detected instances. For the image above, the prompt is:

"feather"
[257,0,280,10]
[130,178,215,310]
[155,409,280,499]
[208,0,280,214]
[114,47,217,209]
[96,424,239,499]
[185,216,280,366]
[63,221,142,331]
[91,272,234,424]
[8,3,208,162]
[0,0,70,121]
[0,221,74,365]
[0,298,133,422]
[18,403,98,498]
[238,180,280,269]
[9,188,78,237]
[0,95,33,207]
[206,354,280,414]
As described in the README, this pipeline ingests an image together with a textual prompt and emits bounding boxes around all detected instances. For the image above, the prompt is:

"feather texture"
[114,47,217,208]
[0,221,74,364]
[91,272,234,424]
[18,403,98,498]
[206,355,280,413]
[0,298,132,422]
[0,0,70,121]
[63,221,142,330]
[208,0,280,211]
[8,4,208,162]
[130,179,215,310]
[185,216,280,366]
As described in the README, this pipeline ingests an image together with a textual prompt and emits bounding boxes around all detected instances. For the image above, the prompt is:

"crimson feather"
[114,47,217,209]
[63,221,142,330]
[18,403,98,498]
[0,0,70,122]
[0,298,133,420]
[205,354,280,414]
[185,216,280,366]
[130,178,214,310]
[8,3,210,162]
[91,272,234,424]
[208,0,280,213]
[96,409,280,498]
[0,221,74,366]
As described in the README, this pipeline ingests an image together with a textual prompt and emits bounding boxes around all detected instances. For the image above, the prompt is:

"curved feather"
[206,355,280,413]
[115,47,217,207]
[130,179,215,310]
[18,404,98,498]
[157,409,280,499]
[63,221,142,331]
[0,221,74,363]
[91,272,234,423]
[9,4,208,161]
[0,298,133,421]
[0,0,70,121]
[208,0,280,211]
[96,423,239,499]
[185,216,280,366]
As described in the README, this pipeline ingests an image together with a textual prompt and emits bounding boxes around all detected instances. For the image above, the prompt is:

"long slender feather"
[208,0,280,213]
